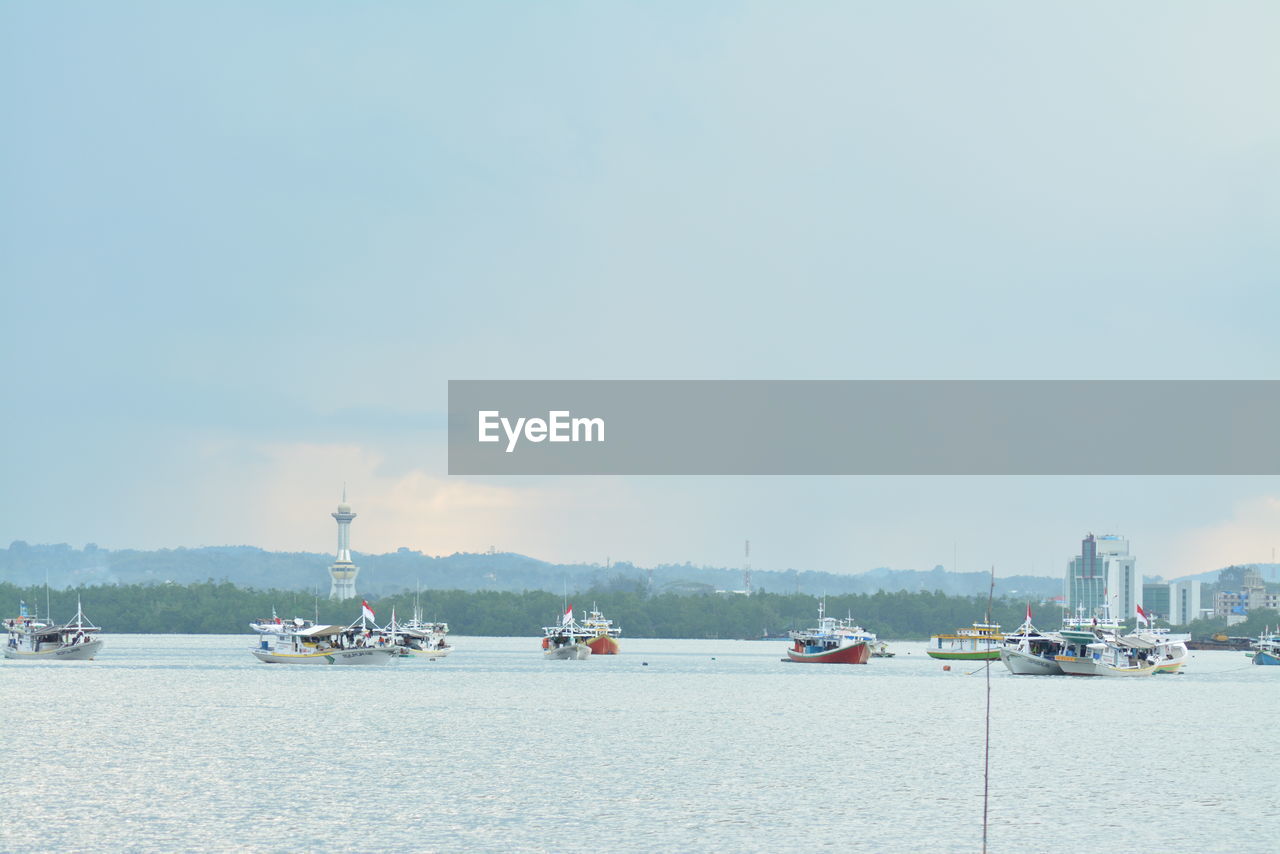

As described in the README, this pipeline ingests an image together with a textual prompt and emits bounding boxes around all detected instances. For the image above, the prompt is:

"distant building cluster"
[1064,533,1205,626]
[1212,567,1278,624]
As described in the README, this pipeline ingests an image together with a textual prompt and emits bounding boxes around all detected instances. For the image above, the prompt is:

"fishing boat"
[580,606,621,655]
[4,599,104,661]
[1250,631,1280,665]
[250,601,397,665]
[388,609,452,660]
[250,612,315,634]
[542,606,592,660]
[786,603,871,663]
[1124,628,1189,674]
[999,609,1063,675]
[1055,628,1157,677]
[926,622,1004,661]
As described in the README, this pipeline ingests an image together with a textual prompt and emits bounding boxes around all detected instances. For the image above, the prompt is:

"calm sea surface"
[1,635,1274,853]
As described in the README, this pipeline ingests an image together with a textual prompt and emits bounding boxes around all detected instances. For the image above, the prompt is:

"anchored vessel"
[389,608,452,660]
[786,604,871,663]
[4,600,104,661]
[581,607,621,655]
[251,608,397,665]
[927,622,1004,661]
[1055,628,1157,677]
[1250,631,1280,665]
[1130,628,1190,674]
[999,612,1064,675]
[542,606,592,660]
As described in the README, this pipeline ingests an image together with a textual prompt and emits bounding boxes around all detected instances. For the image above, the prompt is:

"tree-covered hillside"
[1,578,1074,639]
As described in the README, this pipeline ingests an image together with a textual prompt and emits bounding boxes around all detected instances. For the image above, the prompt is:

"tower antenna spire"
[328,490,359,600]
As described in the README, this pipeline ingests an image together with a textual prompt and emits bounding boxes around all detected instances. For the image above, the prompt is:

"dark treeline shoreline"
[0,578,1186,639]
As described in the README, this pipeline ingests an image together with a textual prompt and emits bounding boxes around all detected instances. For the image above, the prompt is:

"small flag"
[562,605,573,626]
[1135,604,1149,625]
[362,600,376,621]
[1026,603,1032,623]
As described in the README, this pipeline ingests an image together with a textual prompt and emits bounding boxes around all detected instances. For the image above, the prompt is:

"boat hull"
[925,649,1000,661]
[1056,655,1157,677]
[399,646,452,660]
[1253,650,1280,665]
[586,635,619,655]
[786,642,870,664]
[251,647,398,665]
[544,643,591,660]
[4,639,103,661]
[999,647,1063,675]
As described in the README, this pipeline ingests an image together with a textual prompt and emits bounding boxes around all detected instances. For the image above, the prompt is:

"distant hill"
[0,541,1064,598]
[1172,563,1280,585]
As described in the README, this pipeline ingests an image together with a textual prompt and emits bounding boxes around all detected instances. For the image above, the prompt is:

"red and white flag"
[1025,603,1032,623]
[1135,604,1149,626]
[362,600,376,622]
[562,605,574,626]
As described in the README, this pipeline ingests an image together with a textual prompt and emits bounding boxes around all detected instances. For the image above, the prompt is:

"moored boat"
[926,622,1003,661]
[786,604,871,664]
[250,601,397,665]
[1250,631,1280,665]
[4,599,104,661]
[581,606,621,655]
[389,607,453,660]
[542,606,592,660]
[999,609,1063,675]
[1055,629,1157,677]
[1124,628,1189,674]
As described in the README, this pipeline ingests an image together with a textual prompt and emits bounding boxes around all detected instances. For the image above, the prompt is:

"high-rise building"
[1168,579,1202,626]
[1065,533,1140,622]
[328,490,359,600]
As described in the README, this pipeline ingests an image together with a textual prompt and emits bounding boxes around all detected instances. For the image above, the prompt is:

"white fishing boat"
[1122,628,1189,674]
[542,606,592,660]
[1055,628,1157,677]
[999,608,1064,675]
[250,601,396,665]
[388,608,452,660]
[4,599,104,661]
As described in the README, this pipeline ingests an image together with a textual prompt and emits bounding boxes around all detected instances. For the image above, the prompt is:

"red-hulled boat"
[785,604,872,664]
[582,606,621,655]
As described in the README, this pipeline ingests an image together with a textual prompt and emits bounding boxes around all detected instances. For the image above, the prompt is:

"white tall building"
[1168,579,1202,626]
[328,490,359,600]
[1065,533,1140,622]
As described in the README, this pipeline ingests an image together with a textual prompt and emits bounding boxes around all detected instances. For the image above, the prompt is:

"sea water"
[0,636,1274,853]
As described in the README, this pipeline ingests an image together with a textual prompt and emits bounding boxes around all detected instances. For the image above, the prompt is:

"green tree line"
[1,579,1095,639]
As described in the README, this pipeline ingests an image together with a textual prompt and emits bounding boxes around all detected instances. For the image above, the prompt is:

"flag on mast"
[362,600,376,622]
[1136,604,1149,626]
[562,605,573,626]
[1025,603,1032,623]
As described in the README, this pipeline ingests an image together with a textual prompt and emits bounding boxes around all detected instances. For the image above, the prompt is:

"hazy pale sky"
[2,3,1278,579]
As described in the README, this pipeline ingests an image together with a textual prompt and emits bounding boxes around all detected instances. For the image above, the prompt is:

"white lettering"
[481,410,605,453]
[478,411,500,443]
[549,410,571,442]
[502,416,526,453]
[572,416,604,443]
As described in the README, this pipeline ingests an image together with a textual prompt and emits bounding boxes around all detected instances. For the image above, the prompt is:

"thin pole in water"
[983,563,995,853]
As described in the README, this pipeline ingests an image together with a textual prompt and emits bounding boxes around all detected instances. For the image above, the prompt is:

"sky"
[2,2,1278,580]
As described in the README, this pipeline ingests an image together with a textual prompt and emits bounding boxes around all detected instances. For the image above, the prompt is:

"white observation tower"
[328,488,359,600]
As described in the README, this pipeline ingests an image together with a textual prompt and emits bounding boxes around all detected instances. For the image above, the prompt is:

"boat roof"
[298,625,348,637]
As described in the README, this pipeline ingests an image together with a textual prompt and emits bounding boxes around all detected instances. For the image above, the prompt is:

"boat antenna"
[982,563,995,853]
